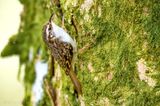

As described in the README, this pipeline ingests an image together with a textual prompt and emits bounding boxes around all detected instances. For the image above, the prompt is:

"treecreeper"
[42,13,82,96]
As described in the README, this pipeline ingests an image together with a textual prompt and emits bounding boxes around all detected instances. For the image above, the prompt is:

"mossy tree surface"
[1,0,160,106]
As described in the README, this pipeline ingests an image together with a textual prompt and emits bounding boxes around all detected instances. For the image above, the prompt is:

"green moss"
[1,0,160,105]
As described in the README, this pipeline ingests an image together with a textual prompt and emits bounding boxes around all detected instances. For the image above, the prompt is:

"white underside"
[51,22,77,50]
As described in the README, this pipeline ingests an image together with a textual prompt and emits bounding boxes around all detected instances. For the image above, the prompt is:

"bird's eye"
[48,27,51,31]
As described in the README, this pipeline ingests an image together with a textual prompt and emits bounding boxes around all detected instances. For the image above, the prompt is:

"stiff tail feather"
[68,67,82,95]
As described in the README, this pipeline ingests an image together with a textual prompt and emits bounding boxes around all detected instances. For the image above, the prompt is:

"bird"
[42,13,82,95]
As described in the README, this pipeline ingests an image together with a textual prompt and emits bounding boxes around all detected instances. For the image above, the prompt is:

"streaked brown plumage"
[42,14,82,95]
[43,23,73,75]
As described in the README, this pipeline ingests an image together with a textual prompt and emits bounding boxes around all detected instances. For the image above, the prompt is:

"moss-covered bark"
[1,0,160,106]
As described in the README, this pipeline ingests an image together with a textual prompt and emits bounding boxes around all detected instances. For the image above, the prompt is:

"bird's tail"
[68,67,82,95]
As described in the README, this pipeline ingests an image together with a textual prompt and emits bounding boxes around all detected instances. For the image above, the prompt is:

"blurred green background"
[0,0,23,106]
[0,0,160,106]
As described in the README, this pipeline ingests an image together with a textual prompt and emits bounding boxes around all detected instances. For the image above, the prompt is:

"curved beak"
[49,13,54,23]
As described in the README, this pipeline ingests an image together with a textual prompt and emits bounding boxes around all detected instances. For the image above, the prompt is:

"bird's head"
[42,13,55,43]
